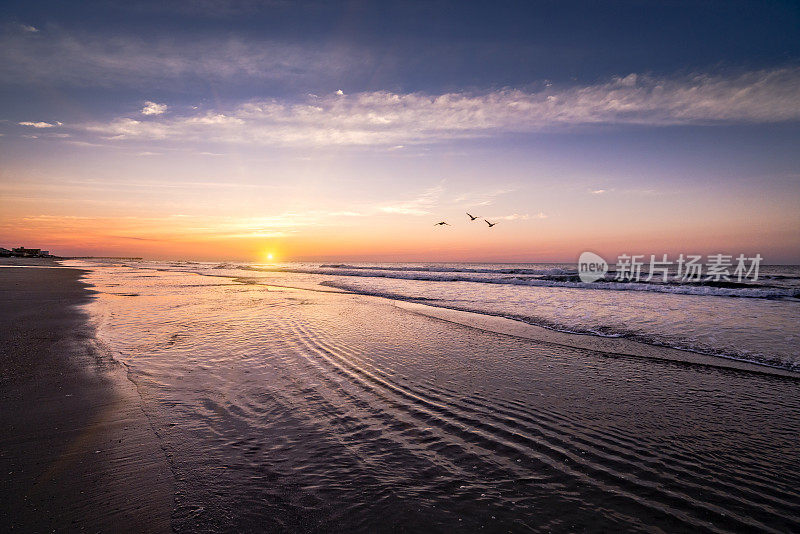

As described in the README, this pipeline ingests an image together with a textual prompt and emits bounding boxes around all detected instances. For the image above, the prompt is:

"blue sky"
[1,1,799,261]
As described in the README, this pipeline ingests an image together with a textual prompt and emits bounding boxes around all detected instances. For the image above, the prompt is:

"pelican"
[466,212,479,221]
[484,219,497,227]
[434,221,450,226]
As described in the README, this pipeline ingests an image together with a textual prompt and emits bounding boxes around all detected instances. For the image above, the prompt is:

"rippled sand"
[77,264,800,532]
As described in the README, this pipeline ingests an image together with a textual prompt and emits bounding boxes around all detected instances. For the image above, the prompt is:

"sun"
[267,253,274,261]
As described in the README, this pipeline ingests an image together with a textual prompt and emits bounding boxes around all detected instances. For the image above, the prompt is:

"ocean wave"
[320,264,572,276]
[212,262,242,270]
[319,280,800,373]
[235,265,798,299]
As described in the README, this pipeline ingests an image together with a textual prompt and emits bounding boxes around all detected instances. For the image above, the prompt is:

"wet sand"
[0,259,173,532]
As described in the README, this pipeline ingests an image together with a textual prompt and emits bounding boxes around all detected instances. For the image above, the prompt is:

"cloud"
[19,24,39,33]
[4,209,366,244]
[141,101,167,115]
[486,213,547,221]
[19,121,60,128]
[379,185,443,215]
[107,235,166,242]
[328,211,365,217]
[453,188,515,207]
[67,67,800,148]
[219,231,290,239]
[111,0,297,18]
[207,211,369,234]
[64,140,112,148]
[0,29,368,89]
[591,189,607,195]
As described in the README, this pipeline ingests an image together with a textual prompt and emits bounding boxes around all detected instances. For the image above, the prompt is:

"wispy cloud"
[591,189,607,195]
[379,185,444,215]
[0,28,367,88]
[19,121,61,128]
[64,140,114,148]
[486,212,547,221]
[453,188,515,207]
[329,211,366,217]
[218,231,290,239]
[4,210,364,243]
[65,67,800,148]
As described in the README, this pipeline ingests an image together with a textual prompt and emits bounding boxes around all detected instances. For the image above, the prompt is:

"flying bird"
[484,219,497,227]
[466,212,479,221]
[434,221,450,226]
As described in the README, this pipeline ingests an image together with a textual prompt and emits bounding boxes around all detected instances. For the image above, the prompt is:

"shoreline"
[391,300,800,379]
[0,259,173,532]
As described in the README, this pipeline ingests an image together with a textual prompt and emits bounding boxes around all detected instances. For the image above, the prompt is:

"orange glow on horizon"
[2,208,798,263]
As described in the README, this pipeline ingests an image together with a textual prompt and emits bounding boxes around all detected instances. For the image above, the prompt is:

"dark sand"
[0,259,173,532]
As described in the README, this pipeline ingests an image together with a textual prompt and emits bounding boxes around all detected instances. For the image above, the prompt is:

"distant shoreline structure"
[0,246,55,258]
[0,246,142,261]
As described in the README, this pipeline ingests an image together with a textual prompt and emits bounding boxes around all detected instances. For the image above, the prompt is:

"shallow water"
[113,260,800,371]
[73,261,800,532]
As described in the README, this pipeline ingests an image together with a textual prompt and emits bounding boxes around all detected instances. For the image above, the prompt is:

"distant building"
[6,247,53,258]
[0,247,56,258]
[12,247,41,257]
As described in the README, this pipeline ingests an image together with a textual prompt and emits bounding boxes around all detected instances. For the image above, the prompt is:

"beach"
[2,258,800,532]
[0,259,172,532]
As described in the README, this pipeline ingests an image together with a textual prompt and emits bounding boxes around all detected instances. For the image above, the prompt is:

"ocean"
[66,259,800,532]
[83,260,800,372]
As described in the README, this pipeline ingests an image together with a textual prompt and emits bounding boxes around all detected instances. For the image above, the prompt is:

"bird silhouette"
[466,212,479,221]
[484,219,497,227]
[434,221,450,226]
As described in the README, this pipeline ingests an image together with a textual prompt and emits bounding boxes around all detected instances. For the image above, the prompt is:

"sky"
[1,0,799,262]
